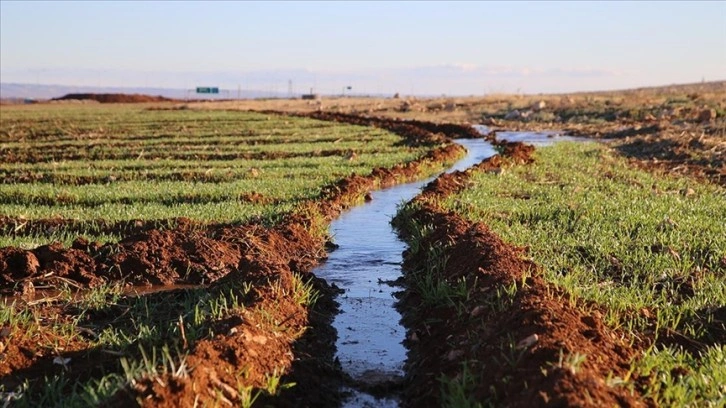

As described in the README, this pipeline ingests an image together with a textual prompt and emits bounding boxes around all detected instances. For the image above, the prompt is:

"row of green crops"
[442,142,726,406]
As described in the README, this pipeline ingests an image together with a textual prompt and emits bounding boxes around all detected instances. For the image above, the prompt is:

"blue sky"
[1,1,724,95]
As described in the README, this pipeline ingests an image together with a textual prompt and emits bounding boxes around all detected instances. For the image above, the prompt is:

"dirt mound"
[293,111,483,145]
[52,93,173,103]
[0,223,314,289]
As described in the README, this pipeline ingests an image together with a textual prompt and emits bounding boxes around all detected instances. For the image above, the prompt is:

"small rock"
[504,110,521,120]
[53,356,71,367]
[446,349,465,361]
[252,335,268,345]
[531,100,547,111]
[481,117,499,126]
[516,333,539,350]
[680,187,695,197]
[470,305,485,317]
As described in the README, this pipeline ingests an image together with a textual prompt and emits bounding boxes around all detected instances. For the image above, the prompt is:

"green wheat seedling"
[442,141,726,403]
[439,362,484,408]
[1,106,432,246]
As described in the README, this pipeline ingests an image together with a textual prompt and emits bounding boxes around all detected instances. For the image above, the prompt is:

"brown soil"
[298,111,483,144]
[0,114,469,406]
[607,124,725,186]
[393,143,648,407]
[51,93,174,104]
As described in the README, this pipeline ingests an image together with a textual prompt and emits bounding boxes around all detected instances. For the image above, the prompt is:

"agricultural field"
[197,80,726,186]
[0,105,437,247]
[0,82,724,407]
[394,141,725,407]
[0,104,467,406]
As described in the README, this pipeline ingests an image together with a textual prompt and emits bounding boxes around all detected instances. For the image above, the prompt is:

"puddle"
[313,137,495,406]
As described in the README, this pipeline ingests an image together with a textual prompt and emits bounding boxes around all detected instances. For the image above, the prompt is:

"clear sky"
[1,1,725,95]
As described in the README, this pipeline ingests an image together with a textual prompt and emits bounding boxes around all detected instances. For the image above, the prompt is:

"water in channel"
[312,137,497,407]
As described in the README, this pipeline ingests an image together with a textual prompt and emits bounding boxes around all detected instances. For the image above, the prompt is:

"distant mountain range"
[3,80,723,102]
[0,83,292,100]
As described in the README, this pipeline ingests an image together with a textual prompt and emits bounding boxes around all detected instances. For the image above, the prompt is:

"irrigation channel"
[312,128,591,407]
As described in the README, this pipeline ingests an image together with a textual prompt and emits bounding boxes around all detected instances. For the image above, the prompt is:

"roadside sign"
[196,87,219,94]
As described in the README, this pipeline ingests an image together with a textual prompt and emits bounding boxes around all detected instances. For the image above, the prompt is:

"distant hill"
[52,93,174,103]
[0,83,289,101]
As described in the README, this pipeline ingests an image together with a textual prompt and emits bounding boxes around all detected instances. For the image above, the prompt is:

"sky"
[1,1,725,96]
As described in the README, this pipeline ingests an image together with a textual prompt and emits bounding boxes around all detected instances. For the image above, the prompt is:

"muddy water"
[313,138,496,407]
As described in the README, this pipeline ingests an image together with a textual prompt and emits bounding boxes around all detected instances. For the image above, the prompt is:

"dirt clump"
[31,243,103,287]
[0,248,40,284]
[697,108,717,123]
